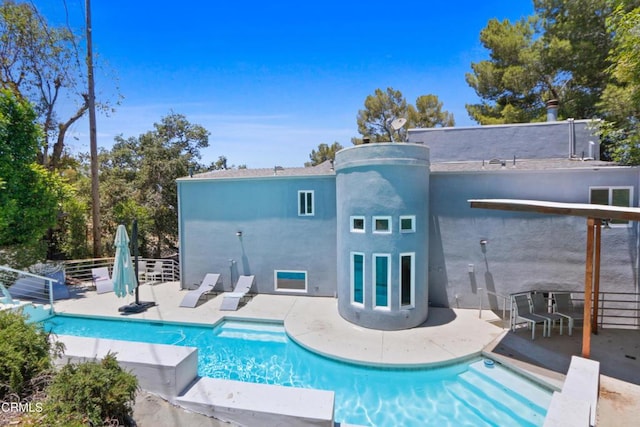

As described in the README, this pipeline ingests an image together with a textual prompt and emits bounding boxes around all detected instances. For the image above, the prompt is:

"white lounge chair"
[0,282,29,311]
[179,273,222,308]
[92,267,114,294]
[220,275,255,311]
[513,293,549,340]
[146,261,165,283]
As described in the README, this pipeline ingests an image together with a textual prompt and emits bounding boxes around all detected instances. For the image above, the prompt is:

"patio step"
[213,320,287,343]
[447,362,549,427]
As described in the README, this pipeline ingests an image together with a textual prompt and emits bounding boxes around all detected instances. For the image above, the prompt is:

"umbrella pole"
[133,219,140,305]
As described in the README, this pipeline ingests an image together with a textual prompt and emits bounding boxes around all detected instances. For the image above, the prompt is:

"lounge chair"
[179,273,222,308]
[552,292,584,336]
[0,283,16,304]
[513,293,549,340]
[220,275,255,311]
[91,267,114,294]
[146,261,165,283]
[137,261,147,282]
[0,282,30,311]
[531,292,564,335]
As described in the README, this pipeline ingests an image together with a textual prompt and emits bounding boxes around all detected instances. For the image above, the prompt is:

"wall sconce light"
[479,239,488,246]
[236,231,243,237]
[602,219,611,230]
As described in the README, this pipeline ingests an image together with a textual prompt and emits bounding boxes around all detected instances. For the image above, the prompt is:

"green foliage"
[42,353,138,426]
[305,142,343,167]
[466,0,633,124]
[408,95,455,128]
[594,5,640,165]
[0,0,117,170]
[0,89,62,264]
[0,310,61,398]
[353,88,454,143]
[466,17,548,124]
[98,113,209,257]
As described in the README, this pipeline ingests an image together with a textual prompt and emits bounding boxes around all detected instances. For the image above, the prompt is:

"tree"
[353,88,454,143]
[101,114,210,257]
[0,0,116,170]
[466,17,550,124]
[593,4,640,164]
[305,142,343,167]
[353,87,409,143]
[466,0,630,124]
[408,95,455,128]
[0,89,62,265]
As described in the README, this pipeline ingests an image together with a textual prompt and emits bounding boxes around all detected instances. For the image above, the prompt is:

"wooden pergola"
[468,199,640,358]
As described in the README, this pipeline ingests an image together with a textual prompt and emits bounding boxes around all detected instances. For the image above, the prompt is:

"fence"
[63,257,180,285]
[0,265,56,315]
[500,290,640,332]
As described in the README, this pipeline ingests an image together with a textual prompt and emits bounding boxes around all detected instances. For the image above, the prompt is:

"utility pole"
[86,0,101,257]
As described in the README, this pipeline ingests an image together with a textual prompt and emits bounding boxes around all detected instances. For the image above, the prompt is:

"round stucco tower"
[334,143,430,330]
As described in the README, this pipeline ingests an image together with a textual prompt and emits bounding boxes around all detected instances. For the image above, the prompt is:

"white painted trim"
[350,252,365,306]
[350,215,366,233]
[372,216,392,234]
[399,252,415,308]
[399,215,416,233]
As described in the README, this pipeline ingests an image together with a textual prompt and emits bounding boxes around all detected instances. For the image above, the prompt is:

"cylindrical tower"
[335,143,430,330]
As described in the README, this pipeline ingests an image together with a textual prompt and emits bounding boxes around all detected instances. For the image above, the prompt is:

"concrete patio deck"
[50,281,640,426]
[53,281,507,367]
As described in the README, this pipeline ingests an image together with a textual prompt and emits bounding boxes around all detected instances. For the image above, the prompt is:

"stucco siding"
[428,168,640,309]
[178,177,337,295]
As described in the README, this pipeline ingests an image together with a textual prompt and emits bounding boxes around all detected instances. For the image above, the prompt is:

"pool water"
[43,316,551,427]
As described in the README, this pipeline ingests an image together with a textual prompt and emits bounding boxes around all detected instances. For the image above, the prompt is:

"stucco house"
[177,118,639,330]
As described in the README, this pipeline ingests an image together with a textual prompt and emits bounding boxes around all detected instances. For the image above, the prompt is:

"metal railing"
[0,265,56,314]
[502,290,640,332]
[63,257,180,285]
[478,288,510,328]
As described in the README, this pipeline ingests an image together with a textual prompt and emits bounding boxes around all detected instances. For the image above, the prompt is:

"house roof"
[180,159,336,181]
[430,157,623,173]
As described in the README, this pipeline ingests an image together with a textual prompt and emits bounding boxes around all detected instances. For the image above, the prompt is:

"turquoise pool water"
[43,315,551,426]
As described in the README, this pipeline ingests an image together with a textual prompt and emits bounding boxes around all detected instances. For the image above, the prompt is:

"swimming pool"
[43,315,551,426]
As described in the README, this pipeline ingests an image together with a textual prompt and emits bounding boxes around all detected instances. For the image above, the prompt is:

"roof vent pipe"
[568,118,576,158]
[546,99,559,122]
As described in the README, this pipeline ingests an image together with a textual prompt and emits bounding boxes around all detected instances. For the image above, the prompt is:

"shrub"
[0,310,60,398]
[42,353,138,426]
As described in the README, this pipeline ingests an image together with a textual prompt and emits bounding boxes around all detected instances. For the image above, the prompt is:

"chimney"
[546,99,559,122]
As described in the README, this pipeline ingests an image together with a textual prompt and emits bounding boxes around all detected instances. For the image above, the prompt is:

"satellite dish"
[391,118,407,131]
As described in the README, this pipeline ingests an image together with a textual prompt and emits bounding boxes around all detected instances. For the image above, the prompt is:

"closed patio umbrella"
[112,224,137,298]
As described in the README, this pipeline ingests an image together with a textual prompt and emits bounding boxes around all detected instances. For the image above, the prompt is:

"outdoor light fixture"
[480,239,488,246]
[236,231,243,237]
[602,219,612,230]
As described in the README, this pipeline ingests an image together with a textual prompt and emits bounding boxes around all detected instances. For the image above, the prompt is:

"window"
[590,186,633,227]
[400,253,415,308]
[351,252,364,305]
[350,216,365,233]
[274,270,307,292]
[373,254,390,308]
[400,215,415,233]
[373,216,391,234]
[298,190,314,216]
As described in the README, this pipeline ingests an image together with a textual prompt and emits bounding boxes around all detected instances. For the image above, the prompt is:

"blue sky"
[35,1,534,168]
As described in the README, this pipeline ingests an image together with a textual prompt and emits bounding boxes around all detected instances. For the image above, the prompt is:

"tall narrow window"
[351,252,364,304]
[298,190,314,216]
[373,254,390,308]
[590,186,632,226]
[400,253,415,308]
